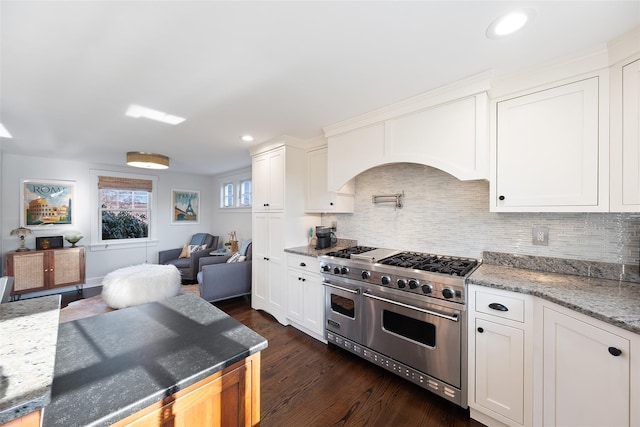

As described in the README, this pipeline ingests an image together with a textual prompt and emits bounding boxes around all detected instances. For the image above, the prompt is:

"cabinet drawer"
[287,254,320,272]
[475,290,525,323]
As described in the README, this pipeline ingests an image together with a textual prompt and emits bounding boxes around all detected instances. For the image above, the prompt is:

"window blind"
[98,176,153,192]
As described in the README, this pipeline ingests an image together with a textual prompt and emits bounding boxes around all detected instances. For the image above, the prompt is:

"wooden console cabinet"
[5,247,85,295]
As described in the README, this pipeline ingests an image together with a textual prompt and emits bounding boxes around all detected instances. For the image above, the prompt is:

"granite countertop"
[468,263,640,335]
[0,295,61,424]
[285,238,357,257]
[42,294,267,427]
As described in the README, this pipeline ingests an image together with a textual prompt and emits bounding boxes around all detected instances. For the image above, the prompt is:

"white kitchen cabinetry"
[306,146,354,213]
[610,55,640,211]
[541,303,633,427]
[468,285,534,427]
[286,254,325,342]
[327,122,385,192]
[250,138,317,326]
[385,93,488,180]
[252,147,285,212]
[491,74,609,212]
[324,75,490,191]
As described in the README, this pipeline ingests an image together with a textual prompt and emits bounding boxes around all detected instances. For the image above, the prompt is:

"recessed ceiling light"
[241,135,254,142]
[125,104,185,125]
[486,9,535,39]
[0,122,13,138]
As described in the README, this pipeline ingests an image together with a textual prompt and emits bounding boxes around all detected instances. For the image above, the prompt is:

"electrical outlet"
[532,226,549,246]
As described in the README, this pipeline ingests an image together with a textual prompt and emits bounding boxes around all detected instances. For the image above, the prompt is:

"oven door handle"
[322,282,361,295]
[363,291,459,322]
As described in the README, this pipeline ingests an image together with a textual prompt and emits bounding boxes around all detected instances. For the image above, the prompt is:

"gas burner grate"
[378,252,478,277]
[324,246,378,258]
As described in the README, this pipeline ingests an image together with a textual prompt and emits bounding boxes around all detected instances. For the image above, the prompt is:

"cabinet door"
[494,77,602,211]
[286,268,304,323]
[621,59,640,207]
[7,252,47,294]
[51,247,85,287]
[543,306,630,427]
[302,273,324,337]
[266,149,285,211]
[474,318,525,424]
[252,154,270,211]
[306,147,354,213]
[251,213,269,308]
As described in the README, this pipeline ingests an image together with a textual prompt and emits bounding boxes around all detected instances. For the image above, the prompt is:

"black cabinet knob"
[608,347,622,357]
[300,262,306,267]
[477,327,484,333]
[498,195,505,201]
[330,202,334,206]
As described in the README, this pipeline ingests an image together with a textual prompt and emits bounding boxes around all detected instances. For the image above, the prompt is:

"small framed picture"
[171,189,200,224]
[21,179,75,228]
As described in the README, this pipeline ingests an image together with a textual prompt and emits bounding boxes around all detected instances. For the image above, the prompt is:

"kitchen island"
[0,295,61,426]
[42,293,267,427]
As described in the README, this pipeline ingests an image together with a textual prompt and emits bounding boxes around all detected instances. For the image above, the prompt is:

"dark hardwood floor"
[214,297,485,427]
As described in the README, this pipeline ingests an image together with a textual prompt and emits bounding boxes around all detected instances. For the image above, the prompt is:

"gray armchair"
[159,233,219,283]
[197,240,252,302]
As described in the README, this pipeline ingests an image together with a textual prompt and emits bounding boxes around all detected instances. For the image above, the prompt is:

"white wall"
[325,163,640,265]
[1,153,217,288]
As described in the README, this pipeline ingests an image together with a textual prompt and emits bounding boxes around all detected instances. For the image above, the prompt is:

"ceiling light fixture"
[241,135,254,142]
[125,104,185,125]
[486,8,535,39]
[126,152,170,169]
[0,122,13,138]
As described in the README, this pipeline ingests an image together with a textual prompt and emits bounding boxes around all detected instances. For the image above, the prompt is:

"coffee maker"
[315,226,336,250]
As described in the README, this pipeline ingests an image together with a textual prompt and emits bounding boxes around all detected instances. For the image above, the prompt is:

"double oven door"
[362,285,463,388]
[324,276,364,345]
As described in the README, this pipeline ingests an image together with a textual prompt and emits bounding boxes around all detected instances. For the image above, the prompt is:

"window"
[239,179,252,207]
[91,171,158,248]
[223,182,234,208]
[219,171,251,209]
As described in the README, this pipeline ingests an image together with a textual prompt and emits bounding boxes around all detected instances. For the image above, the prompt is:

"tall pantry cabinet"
[250,137,317,326]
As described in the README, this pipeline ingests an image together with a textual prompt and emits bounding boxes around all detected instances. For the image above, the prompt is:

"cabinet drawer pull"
[608,347,622,357]
[300,262,306,267]
[477,327,484,333]
[488,302,509,312]
[264,257,270,261]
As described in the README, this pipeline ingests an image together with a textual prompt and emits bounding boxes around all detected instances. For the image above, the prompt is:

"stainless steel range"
[319,246,479,407]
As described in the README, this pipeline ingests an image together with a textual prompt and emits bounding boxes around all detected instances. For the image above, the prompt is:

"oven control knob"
[333,267,341,274]
[361,271,371,279]
[397,279,407,289]
[340,267,349,275]
[322,265,330,272]
[421,284,433,294]
[381,276,391,285]
[408,279,419,289]
[442,288,455,299]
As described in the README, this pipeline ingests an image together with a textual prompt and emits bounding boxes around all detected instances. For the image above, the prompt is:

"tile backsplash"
[326,163,640,265]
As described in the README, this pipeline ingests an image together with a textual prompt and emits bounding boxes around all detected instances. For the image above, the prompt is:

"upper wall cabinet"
[252,147,285,212]
[490,73,609,212]
[610,55,640,211]
[324,74,491,191]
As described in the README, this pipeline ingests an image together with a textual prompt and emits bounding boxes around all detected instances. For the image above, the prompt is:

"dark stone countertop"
[468,263,640,335]
[42,294,267,427]
[285,239,358,258]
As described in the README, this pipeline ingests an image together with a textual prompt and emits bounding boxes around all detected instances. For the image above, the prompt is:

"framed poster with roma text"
[21,179,75,228]
[171,189,200,224]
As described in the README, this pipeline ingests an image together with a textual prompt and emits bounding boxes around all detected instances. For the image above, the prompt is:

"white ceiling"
[1,1,639,175]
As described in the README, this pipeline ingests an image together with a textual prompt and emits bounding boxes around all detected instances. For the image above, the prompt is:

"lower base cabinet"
[469,285,640,427]
[286,254,325,342]
[542,306,631,427]
[112,353,261,427]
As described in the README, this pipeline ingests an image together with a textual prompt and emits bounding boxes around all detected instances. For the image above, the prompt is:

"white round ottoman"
[101,264,181,309]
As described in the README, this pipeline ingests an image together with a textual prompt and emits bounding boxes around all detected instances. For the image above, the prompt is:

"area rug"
[59,284,200,323]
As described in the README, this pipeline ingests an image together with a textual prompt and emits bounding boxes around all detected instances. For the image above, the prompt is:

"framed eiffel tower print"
[171,189,200,224]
